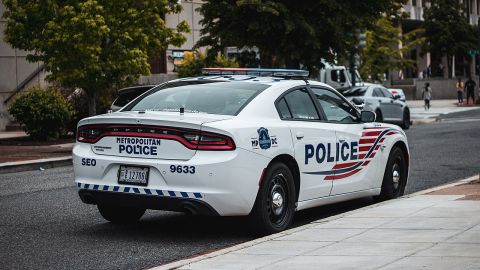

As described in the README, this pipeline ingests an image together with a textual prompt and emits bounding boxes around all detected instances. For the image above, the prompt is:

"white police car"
[74,68,409,234]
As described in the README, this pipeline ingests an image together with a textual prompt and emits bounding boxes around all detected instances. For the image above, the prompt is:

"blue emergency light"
[202,68,309,78]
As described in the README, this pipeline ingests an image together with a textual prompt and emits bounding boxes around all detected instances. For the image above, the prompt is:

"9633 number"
[170,165,195,174]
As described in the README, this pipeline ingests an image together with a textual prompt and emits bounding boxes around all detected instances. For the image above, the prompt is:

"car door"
[379,87,403,122]
[310,87,376,195]
[276,87,335,201]
[372,87,393,119]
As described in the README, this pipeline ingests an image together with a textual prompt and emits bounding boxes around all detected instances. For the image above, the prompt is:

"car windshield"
[342,87,367,97]
[125,81,268,116]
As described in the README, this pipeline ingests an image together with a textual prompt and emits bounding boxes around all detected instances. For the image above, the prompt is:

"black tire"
[375,109,383,122]
[249,162,296,235]
[97,204,145,224]
[401,109,410,129]
[377,147,407,201]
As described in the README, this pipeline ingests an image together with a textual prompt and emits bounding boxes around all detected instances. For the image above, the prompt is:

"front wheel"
[377,146,407,201]
[98,204,145,224]
[249,162,296,235]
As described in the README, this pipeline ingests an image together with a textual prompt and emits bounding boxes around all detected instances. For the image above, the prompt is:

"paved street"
[0,109,479,269]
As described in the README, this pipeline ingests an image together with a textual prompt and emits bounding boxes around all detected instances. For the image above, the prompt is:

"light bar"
[202,68,309,78]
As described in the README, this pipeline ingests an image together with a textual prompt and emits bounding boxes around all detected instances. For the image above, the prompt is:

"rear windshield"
[125,81,268,116]
[342,87,367,97]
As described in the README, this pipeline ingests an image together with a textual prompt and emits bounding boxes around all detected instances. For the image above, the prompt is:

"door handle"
[378,99,382,103]
[295,132,304,139]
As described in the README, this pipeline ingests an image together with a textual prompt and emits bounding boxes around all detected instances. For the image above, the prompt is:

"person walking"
[422,82,432,110]
[456,78,464,105]
[464,76,476,105]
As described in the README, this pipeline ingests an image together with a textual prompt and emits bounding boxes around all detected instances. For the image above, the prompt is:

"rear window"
[342,87,367,97]
[125,81,268,116]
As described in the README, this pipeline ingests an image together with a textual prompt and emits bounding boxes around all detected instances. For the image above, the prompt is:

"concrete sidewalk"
[156,175,480,270]
[407,99,480,122]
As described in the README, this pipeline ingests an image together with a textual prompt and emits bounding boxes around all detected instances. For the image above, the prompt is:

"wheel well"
[392,141,409,170]
[268,154,300,202]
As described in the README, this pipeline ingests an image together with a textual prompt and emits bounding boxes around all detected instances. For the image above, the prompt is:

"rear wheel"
[377,146,407,201]
[97,204,145,224]
[401,109,410,129]
[249,162,296,235]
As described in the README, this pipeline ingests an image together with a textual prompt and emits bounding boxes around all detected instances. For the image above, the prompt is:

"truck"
[317,61,365,91]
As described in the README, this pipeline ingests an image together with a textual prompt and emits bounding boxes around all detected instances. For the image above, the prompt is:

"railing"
[4,63,46,104]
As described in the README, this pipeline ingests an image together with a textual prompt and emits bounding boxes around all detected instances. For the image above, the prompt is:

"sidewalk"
[0,131,73,173]
[156,175,480,270]
[407,99,480,123]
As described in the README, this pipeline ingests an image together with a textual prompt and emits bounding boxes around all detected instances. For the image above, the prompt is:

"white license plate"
[118,165,149,186]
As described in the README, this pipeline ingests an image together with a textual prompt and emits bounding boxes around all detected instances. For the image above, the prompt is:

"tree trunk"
[88,91,97,116]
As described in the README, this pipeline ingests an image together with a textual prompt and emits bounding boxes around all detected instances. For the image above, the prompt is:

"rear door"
[276,87,334,200]
[379,87,403,122]
[310,87,375,195]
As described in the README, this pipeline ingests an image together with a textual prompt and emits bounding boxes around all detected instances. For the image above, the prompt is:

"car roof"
[118,85,155,93]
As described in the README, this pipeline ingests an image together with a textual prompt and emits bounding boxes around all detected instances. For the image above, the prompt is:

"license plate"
[118,165,149,186]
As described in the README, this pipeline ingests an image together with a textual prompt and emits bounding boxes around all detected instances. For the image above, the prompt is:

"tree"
[360,16,425,81]
[196,0,404,74]
[176,51,239,78]
[3,0,189,115]
[423,0,477,78]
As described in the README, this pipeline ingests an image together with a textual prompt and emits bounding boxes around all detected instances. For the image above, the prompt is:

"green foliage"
[177,51,239,78]
[3,0,189,115]
[196,0,404,73]
[423,0,477,76]
[9,86,75,140]
[360,16,425,81]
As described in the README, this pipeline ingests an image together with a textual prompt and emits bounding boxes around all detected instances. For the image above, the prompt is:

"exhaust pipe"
[80,192,96,204]
[182,203,198,215]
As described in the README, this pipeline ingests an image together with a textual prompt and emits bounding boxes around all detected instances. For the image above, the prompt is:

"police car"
[74,68,409,234]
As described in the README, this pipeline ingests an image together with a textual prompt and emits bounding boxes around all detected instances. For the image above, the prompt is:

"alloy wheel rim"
[266,173,288,225]
[392,163,401,191]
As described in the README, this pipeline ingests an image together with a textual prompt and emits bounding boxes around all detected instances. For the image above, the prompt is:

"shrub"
[176,51,239,78]
[9,86,75,140]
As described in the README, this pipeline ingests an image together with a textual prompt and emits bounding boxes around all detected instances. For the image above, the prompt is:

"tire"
[249,162,296,235]
[377,146,407,201]
[97,204,145,224]
[375,109,383,122]
[401,109,410,129]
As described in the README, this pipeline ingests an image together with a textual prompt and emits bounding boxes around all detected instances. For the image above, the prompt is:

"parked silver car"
[341,85,410,129]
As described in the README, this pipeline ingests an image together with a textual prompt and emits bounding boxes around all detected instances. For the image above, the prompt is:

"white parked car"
[341,84,411,129]
[74,68,410,234]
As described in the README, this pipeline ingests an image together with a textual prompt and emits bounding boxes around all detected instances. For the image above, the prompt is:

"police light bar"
[202,68,309,78]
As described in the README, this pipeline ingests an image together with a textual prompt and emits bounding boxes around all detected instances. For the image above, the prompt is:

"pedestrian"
[456,78,464,105]
[422,82,432,110]
[464,76,476,105]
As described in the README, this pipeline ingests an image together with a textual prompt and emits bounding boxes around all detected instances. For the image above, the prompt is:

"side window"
[281,88,319,120]
[277,97,292,119]
[373,88,385,97]
[311,88,359,123]
[331,70,338,82]
[380,88,393,99]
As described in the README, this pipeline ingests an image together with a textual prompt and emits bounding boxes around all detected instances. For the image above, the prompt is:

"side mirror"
[393,94,401,100]
[361,111,376,123]
[351,97,365,110]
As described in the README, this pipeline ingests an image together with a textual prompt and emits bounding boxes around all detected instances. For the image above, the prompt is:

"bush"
[176,51,239,78]
[9,86,75,140]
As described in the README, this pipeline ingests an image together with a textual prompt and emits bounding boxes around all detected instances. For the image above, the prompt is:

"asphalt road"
[1,108,479,269]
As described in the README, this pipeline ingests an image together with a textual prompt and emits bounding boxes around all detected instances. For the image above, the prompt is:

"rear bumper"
[78,189,219,216]
[73,143,271,216]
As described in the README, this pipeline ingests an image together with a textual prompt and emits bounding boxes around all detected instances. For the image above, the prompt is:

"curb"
[411,117,437,125]
[0,156,72,174]
[151,174,480,270]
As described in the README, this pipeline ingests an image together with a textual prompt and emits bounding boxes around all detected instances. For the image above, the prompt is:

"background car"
[388,88,406,102]
[341,84,411,129]
[110,85,155,112]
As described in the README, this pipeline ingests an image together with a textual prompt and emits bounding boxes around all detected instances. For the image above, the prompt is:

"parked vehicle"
[110,85,155,112]
[341,84,411,129]
[75,68,409,234]
[317,61,365,91]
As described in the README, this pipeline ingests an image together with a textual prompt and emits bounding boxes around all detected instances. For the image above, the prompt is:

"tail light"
[77,124,235,151]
